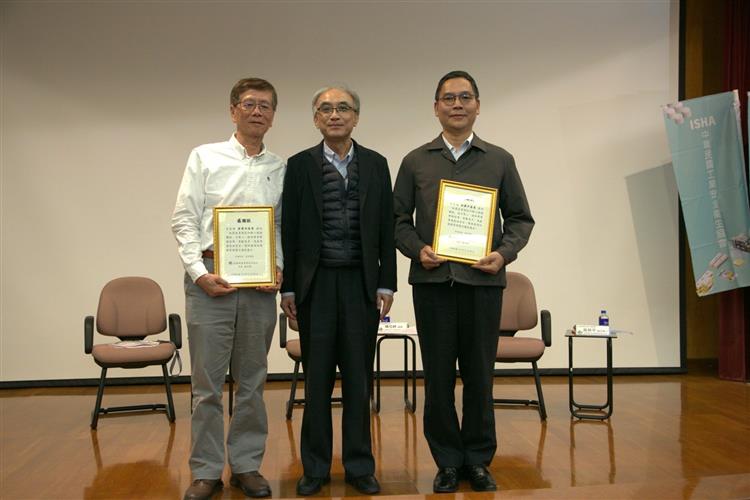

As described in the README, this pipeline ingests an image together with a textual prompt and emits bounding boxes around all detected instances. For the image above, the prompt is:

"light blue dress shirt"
[442,132,474,161]
[323,141,355,187]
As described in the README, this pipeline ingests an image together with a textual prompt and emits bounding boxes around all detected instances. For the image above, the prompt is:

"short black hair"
[230,77,278,110]
[434,70,479,101]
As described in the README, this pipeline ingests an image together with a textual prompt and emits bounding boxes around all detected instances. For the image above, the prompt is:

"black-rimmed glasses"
[316,103,355,116]
[438,93,476,105]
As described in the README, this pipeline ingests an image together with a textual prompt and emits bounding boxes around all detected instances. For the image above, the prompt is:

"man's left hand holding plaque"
[212,206,276,288]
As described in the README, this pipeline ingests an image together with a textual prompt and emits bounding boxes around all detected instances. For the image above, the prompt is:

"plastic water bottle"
[598,310,609,327]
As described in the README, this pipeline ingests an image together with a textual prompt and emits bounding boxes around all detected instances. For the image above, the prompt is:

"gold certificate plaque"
[433,180,498,264]
[212,206,275,287]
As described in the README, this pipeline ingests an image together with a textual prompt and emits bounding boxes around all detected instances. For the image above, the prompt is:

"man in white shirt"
[172,78,284,500]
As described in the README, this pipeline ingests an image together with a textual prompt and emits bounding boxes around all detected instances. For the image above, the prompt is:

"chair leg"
[162,364,176,422]
[228,368,234,418]
[91,367,107,430]
[532,361,547,420]
[287,360,301,420]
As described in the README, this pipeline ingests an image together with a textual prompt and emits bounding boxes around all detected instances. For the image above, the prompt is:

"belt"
[202,250,214,259]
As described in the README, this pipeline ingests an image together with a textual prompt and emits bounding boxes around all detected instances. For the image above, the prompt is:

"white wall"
[0,0,680,381]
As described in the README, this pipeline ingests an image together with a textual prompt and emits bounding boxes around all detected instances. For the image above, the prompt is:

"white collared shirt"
[323,141,354,186]
[442,132,474,160]
[171,134,285,282]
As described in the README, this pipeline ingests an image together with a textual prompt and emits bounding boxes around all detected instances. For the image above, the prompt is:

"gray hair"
[311,85,360,115]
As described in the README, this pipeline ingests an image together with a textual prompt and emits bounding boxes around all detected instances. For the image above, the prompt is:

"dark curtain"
[718,0,750,381]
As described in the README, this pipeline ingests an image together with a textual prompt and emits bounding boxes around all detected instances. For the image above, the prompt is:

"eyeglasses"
[237,100,273,113]
[316,103,356,116]
[438,93,476,105]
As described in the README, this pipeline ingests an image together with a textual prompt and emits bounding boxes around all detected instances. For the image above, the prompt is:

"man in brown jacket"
[393,70,534,493]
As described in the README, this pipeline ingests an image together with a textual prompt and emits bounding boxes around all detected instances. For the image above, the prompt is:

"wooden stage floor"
[1,371,749,499]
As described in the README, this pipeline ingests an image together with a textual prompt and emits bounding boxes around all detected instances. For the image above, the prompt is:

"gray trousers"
[185,259,276,479]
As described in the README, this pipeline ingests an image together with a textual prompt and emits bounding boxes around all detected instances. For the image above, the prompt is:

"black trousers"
[413,281,502,468]
[296,266,379,478]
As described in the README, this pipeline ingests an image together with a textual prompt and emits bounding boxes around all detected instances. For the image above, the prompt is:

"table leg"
[374,336,385,413]
[569,337,614,420]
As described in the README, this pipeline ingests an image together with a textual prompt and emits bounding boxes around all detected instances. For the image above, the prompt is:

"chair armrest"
[84,316,94,354]
[540,309,552,347]
[279,313,288,348]
[169,313,182,349]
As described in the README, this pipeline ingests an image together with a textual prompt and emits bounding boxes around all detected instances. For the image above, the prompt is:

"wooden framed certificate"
[433,180,498,264]
[212,206,275,287]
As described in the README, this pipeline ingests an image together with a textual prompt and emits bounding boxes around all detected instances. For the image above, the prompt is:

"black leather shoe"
[433,467,459,493]
[230,471,271,498]
[183,479,223,500]
[345,474,380,494]
[296,475,330,496]
[463,464,497,491]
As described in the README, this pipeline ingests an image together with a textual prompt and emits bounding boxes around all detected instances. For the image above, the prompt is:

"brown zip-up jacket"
[393,134,534,288]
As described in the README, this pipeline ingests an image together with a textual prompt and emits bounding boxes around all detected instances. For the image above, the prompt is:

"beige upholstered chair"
[495,271,551,420]
[279,313,303,419]
[279,313,342,419]
[84,277,181,429]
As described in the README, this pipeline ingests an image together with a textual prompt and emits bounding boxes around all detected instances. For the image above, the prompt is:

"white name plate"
[574,324,611,336]
[379,322,410,331]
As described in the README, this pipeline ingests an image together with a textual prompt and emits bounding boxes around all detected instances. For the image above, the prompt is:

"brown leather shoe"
[183,479,223,500]
[230,471,271,498]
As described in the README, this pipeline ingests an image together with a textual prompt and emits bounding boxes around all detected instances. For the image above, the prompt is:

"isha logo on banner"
[663,90,750,296]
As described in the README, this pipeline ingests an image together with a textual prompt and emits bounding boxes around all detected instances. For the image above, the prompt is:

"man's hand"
[196,273,237,297]
[257,267,283,293]
[471,251,505,275]
[419,245,447,270]
[281,295,297,322]
[376,292,394,321]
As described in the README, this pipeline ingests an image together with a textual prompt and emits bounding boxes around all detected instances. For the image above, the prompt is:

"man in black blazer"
[281,85,397,496]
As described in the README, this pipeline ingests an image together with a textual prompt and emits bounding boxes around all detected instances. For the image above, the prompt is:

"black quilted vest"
[320,156,362,266]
